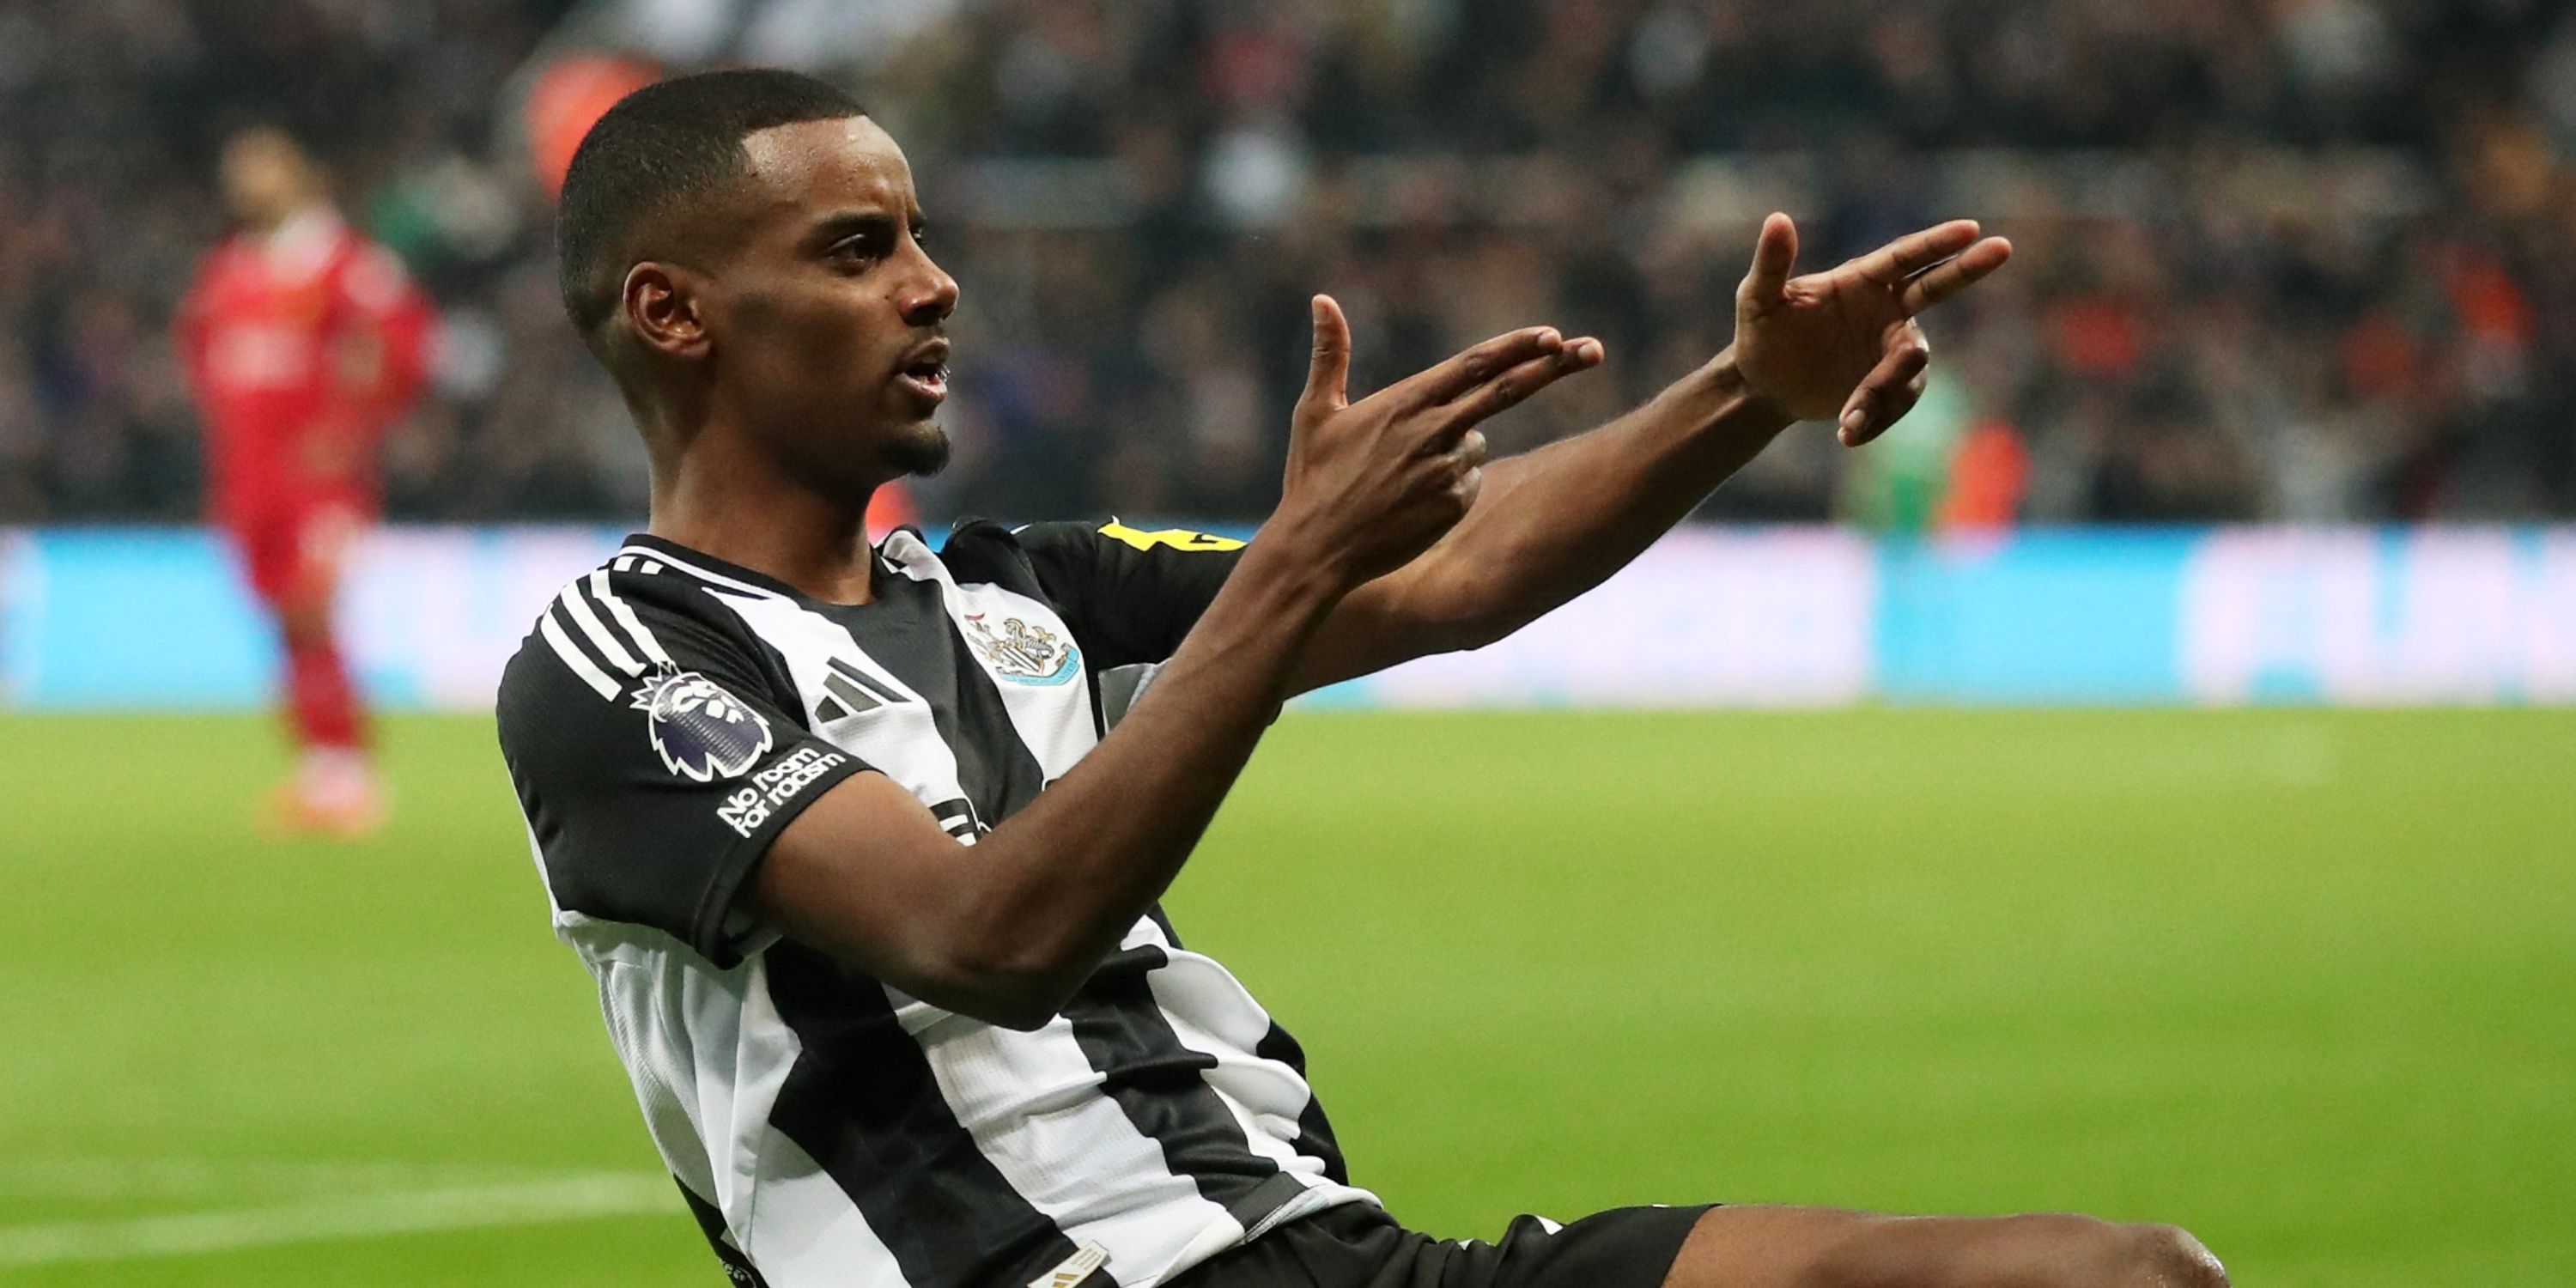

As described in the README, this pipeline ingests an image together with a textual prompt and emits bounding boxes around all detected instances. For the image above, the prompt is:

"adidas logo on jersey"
[1028,1242,1110,1288]
[816,656,904,724]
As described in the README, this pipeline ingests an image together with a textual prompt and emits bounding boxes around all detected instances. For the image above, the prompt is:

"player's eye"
[909,224,931,252]
[827,234,886,266]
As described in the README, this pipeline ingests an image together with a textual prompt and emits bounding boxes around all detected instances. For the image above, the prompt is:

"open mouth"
[895,344,950,406]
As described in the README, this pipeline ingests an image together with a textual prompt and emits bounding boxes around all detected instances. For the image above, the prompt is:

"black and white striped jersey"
[496,519,1371,1288]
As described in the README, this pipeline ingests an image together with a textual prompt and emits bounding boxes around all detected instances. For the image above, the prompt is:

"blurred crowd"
[6,0,2576,527]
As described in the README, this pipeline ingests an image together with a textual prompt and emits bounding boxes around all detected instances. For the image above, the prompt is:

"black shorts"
[1174,1201,1710,1288]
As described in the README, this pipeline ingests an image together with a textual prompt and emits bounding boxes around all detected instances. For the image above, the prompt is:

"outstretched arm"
[752,317,1583,1029]
[1291,215,2013,692]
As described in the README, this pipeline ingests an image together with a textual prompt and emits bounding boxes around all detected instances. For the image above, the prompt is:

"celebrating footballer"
[498,70,2225,1288]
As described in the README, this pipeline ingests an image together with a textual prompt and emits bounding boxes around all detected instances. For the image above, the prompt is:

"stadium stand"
[2,0,2572,526]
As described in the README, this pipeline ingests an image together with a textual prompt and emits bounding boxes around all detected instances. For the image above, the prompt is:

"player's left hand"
[1732,214,2013,447]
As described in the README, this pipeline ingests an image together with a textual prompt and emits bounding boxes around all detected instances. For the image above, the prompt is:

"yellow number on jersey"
[1098,520,1247,553]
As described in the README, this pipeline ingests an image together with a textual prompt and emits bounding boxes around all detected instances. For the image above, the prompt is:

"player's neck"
[649,444,880,606]
[252,201,337,244]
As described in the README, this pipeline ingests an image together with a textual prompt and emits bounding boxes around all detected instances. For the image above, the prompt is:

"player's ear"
[623,262,710,362]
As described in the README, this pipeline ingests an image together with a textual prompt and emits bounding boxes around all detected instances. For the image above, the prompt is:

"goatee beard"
[884,425,951,478]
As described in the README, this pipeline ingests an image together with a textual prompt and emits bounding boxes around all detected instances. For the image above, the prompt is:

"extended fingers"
[1434,337,1605,440]
[1302,295,1352,409]
[1399,325,1569,407]
[1861,220,1984,283]
[1838,327,1932,447]
[1899,236,2014,314]
[1738,212,1800,311]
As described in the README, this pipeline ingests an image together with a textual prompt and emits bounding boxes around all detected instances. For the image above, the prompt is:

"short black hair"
[556,69,866,339]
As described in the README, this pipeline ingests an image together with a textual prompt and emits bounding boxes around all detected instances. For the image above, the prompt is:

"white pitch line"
[0,1157,550,1202]
[0,1174,673,1268]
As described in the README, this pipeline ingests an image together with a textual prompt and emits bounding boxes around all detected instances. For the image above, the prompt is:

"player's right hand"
[1275,295,1602,588]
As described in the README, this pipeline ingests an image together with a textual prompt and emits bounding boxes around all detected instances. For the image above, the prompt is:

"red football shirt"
[176,207,433,524]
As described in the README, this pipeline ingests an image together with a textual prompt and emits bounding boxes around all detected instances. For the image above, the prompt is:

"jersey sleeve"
[1016,519,1249,671]
[497,569,869,966]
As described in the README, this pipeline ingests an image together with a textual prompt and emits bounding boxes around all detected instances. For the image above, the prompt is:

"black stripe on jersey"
[929,798,984,837]
[611,560,1078,1288]
[852,572,1307,1231]
[1255,1022,1350,1186]
[835,573,1053,827]
[767,943,1084,1288]
[1145,903,1183,949]
[675,1178,770,1288]
[1069,944,1305,1228]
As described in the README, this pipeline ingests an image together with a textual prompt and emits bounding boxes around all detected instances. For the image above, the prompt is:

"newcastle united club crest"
[962,613,1078,686]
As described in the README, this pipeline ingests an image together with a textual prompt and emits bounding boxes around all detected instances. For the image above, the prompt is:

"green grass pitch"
[3,708,2570,1285]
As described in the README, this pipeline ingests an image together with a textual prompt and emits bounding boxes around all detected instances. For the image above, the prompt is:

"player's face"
[707,116,959,495]
[219,131,312,230]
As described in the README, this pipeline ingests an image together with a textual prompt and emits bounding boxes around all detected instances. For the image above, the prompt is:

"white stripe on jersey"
[901,978,1237,1267]
[557,586,643,677]
[589,568,674,669]
[618,544,790,600]
[738,1137,911,1288]
[882,531,1101,776]
[700,583,1251,1269]
[521,538,1370,1288]
[1135,920,1378,1234]
[708,589,978,825]
[1142,941,1328,1190]
[570,915,916,1288]
[537,608,620,698]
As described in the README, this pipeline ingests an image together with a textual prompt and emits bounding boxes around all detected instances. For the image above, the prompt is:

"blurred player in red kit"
[177,127,433,838]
